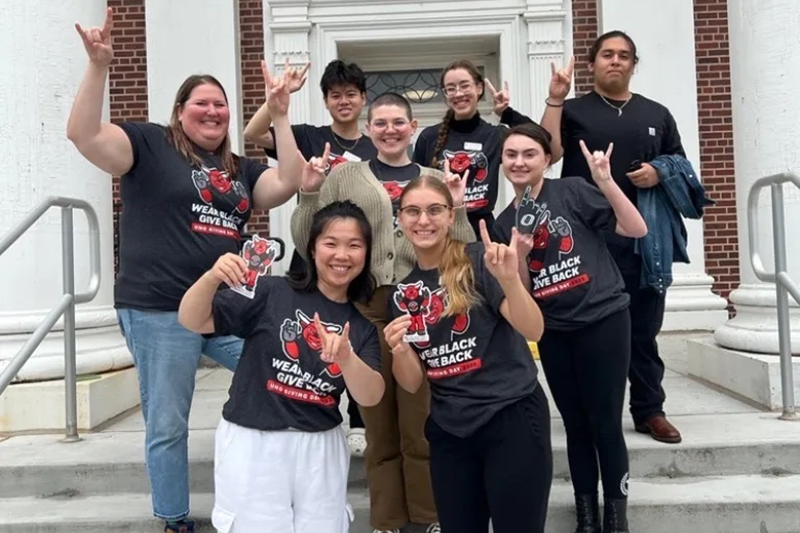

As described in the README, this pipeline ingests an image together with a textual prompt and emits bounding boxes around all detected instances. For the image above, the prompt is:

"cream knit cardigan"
[290,161,476,286]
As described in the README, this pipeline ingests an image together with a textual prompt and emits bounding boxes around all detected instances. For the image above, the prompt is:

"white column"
[600,0,729,331]
[713,0,800,354]
[145,0,244,152]
[264,0,313,275]
[0,0,129,381]
[523,0,570,187]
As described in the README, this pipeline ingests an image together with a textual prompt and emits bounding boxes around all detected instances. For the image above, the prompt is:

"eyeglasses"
[443,82,477,97]
[398,204,451,220]
[370,119,411,132]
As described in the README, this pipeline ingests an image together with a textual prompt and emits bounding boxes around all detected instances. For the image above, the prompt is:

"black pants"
[624,275,667,425]
[426,387,552,533]
[538,309,630,499]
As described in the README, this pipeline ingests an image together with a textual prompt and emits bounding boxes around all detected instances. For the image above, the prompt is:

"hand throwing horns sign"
[300,142,331,193]
[442,158,468,208]
[479,219,521,283]
[549,56,575,103]
[485,79,511,115]
[75,8,114,67]
[579,140,614,185]
[314,313,353,365]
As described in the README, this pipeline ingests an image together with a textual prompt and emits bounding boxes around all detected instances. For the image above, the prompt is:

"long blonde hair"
[166,74,239,176]
[399,176,480,315]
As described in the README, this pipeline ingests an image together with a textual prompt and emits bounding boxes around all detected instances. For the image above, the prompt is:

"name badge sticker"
[464,142,483,151]
[648,127,656,137]
[342,151,362,162]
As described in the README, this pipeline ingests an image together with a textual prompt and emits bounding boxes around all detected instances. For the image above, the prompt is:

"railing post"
[61,206,80,442]
[770,183,797,420]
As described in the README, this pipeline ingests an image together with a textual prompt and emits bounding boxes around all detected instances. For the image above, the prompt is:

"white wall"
[145,0,243,152]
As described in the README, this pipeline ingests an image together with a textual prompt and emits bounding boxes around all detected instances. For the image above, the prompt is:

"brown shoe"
[635,415,682,444]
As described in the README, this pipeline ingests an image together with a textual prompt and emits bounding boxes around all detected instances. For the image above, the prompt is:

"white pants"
[212,418,353,533]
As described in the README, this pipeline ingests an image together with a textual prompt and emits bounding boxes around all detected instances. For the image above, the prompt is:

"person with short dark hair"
[541,30,686,449]
[245,59,377,167]
[180,200,385,533]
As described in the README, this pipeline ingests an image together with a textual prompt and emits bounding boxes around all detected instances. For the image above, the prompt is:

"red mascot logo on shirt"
[240,236,280,294]
[517,195,574,274]
[442,150,489,183]
[191,166,250,213]
[381,180,410,202]
[393,283,470,348]
[279,310,343,377]
[327,153,349,171]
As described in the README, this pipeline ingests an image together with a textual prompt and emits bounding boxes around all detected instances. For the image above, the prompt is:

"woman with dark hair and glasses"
[180,199,384,533]
[67,8,304,532]
[413,59,540,235]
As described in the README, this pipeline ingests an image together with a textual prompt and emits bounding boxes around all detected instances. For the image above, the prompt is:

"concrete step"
[1,475,799,533]
[2,413,799,499]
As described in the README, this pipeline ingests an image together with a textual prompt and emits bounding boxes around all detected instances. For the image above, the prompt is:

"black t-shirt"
[116,123,267,311]
[214,277,381,432]
[389,243,539,438]
[559,91,685,274]
[492,177,629,330]
[369,159,422,227]
[267,124,378,171]
[413,110,532,225]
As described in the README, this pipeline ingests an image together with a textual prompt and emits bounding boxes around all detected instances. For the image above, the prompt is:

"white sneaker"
[426,523,442,533]
[372,530,400,533]
[347,427,367,457]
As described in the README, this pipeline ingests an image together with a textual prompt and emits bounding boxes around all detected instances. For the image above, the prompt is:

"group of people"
[69,7,712,533]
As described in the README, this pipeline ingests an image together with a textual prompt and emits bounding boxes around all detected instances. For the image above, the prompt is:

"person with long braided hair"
[413,59,540,235]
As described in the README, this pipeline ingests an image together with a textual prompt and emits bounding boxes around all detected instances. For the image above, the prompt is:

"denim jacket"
[635,155,714,292]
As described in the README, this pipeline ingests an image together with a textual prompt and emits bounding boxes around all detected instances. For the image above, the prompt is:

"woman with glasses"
[385,175,550,533]
[291,92,476,533]
[413,59,539,235]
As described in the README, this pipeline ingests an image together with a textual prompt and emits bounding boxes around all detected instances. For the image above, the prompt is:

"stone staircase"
[1,333,800,533]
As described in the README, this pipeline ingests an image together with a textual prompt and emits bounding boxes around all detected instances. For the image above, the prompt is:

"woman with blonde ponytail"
[386,176,551,533]
[413,59,541,236]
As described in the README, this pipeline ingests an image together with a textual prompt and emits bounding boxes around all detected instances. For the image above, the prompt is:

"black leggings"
[538,309,630,499]
[426,387,552,533]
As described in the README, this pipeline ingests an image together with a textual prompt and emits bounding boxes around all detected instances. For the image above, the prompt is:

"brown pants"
[356,286,438,530]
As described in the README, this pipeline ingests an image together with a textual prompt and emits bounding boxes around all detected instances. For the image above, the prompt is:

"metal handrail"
[0,196,101,441]
[748,172,800,420]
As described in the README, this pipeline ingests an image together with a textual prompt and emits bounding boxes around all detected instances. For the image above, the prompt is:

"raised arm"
[480,221,544,341]
[580,141,647,238]
[178,253,248,334]
[251,61,306,210]
[290,144,334,260]
[66,8,134,176]
[539,57,574,164]
[243,59,309,149]
[442,163,477,242]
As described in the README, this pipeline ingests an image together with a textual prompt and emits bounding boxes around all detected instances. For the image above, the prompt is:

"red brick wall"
[239,0,270,235]
[571,0,599,96]
[108,0,148,275]
[693,0,738,304]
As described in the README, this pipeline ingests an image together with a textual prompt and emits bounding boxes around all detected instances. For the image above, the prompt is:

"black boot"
[603,497,629,533]
[573,494,601,533]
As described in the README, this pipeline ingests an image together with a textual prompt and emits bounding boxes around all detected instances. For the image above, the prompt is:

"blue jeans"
[117,308,243,521]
